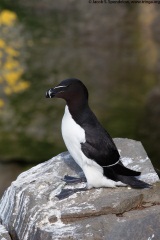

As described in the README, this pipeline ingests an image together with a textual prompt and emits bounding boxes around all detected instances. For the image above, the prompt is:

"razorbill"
[46,78,151,199]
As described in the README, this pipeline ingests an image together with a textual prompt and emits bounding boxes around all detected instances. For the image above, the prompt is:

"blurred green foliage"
[0,1,159,169]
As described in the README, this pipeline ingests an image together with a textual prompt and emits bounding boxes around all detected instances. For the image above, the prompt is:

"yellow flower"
[0,99,5,108]
[13,81,30,92]
[4,60,19,70]
[0,10,17,26]
[4,80,30,95]
[5,46,19,57]
[4,70,23,86]
[0,9,30,103]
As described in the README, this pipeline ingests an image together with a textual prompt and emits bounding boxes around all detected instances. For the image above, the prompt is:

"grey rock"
[0,224,12,240]
[0,138,159,240]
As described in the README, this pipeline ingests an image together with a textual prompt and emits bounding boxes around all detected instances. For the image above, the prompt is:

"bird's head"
[46,78,88,106]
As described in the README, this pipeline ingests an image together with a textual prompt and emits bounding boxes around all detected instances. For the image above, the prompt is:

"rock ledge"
[0,138,159,240]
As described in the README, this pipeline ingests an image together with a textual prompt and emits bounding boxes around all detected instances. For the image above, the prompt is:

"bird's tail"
[103,163,151,189]
[116,175,151,189]
[111,163,141,176]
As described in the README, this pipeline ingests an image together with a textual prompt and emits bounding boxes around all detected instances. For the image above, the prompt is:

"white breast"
[61,105,86,169]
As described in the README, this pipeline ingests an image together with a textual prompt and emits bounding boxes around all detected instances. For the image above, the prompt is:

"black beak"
[46,88,56,98]
[46,91,50,98]
[46,85,68,98]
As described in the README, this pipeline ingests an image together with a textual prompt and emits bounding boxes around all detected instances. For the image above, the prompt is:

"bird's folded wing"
[80,137,120,167]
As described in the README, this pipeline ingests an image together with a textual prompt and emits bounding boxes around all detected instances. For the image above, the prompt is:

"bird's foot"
[55,187,87,200]
[62,175,87,184]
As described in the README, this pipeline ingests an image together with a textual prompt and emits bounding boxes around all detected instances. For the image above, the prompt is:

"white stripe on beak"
[49,89,52,98]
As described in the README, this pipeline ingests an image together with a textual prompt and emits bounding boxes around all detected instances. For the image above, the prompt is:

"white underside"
[61,106,125,189]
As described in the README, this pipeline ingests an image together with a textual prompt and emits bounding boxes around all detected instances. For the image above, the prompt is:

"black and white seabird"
[46,78,151,199]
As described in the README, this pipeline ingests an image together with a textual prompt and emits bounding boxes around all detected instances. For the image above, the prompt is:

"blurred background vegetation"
[0,1,160,196]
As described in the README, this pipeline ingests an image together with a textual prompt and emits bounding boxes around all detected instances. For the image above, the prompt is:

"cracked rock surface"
[0,224,12,240]
[0,138,159,240]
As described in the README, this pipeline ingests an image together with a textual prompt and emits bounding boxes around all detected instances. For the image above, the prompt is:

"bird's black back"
[69,105,120,167]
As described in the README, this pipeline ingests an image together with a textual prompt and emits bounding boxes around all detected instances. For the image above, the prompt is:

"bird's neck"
[66,99,89,124]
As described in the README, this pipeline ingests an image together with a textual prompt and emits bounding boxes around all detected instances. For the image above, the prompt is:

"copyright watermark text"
[88,0,160,4]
